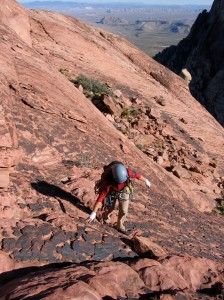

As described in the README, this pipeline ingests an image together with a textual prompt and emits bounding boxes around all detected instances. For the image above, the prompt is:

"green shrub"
[121,107,140,118]
[136,144,143,150]
[121,108,131,118]
[71,74,113,99]
[131,108,140,116]
[59,68,69,76]
[157,140,164,149]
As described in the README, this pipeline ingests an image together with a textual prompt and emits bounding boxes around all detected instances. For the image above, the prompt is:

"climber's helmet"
[112,164,128,183]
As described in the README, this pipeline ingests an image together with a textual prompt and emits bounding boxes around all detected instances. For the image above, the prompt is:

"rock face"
[154,0,224,126]
[0,0,224,299]
[0,255,223,299]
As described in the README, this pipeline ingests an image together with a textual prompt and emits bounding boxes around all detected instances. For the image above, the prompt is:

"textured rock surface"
[0,256,223,299]
[154,0,224,126]
[0,0,223,299]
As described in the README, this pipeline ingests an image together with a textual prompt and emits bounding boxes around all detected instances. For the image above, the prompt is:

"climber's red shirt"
[96,168,141,203]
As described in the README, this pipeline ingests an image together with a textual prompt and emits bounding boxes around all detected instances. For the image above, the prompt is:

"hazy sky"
[18,0,213,5]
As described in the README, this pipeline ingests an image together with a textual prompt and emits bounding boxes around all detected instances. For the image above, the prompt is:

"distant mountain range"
[20,1,211,10]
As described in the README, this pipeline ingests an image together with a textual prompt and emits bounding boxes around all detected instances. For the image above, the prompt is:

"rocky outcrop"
[154,0,224,126]
[0,1,223,299]
[0,254,223,299]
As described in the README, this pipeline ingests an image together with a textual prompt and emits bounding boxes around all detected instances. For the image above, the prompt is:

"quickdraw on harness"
[104,179,134,209]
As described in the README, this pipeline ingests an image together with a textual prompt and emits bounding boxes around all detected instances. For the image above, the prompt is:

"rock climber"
[86,161,151,233]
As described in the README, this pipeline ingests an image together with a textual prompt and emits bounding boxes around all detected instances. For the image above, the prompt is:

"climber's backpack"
[94,161,123,195]
[94,161,134,196]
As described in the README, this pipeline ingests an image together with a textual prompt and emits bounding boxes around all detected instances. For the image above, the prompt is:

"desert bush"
[71,74,113,99]
[136,143,143,150]
[121,107,140,118]
[156,140,164,149]
[59,68,69,77]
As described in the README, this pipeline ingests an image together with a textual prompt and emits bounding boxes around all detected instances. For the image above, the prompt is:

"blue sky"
[18,0,213,5]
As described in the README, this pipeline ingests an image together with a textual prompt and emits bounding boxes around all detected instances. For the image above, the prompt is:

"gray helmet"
[112,164,128,183]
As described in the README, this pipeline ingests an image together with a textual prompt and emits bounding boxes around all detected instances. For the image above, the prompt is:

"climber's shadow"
[31,181,91,215]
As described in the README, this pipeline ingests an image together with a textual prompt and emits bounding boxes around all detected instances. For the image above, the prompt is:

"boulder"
[162,150,169,161]
[156,156,164,165]
[147,107,161,119]
[180,69,192,84]
[139,264,189,292]
[161,255,224,292]
[132,235,167,259]
[102,95,122,116]
[172,165,188,179]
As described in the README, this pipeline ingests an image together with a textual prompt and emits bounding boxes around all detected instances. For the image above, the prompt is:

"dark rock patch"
[71,240,87,253]
[16,235,32,251]
[56,242,77,260]
[2,238,17,253]
[38,223,52,236]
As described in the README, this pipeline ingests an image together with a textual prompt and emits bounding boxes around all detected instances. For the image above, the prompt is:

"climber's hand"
[86,212,96,223]
[145,179,151,188]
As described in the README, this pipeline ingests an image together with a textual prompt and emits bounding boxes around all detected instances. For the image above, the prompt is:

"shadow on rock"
[198,281,224,297]
[31,181,91,215]
[0,262,73,286]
